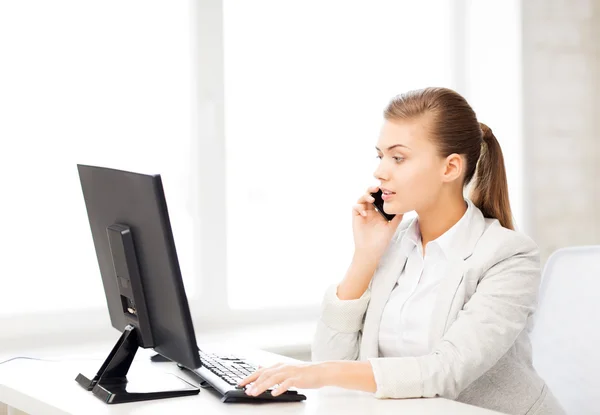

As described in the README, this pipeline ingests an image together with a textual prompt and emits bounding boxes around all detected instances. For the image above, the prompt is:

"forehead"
[377,118,433,151]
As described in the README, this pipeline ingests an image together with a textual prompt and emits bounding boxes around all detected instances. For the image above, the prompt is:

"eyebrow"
[375,144,410,152]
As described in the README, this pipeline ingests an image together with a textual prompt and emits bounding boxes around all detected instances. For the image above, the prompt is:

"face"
[373,118,463,215]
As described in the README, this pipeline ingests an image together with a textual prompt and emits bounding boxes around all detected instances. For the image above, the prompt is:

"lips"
[380,188,396,195]
[381,191,395,201]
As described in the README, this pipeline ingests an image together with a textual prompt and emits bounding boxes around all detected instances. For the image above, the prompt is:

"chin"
[383,200,404,215]
[384,199,414,215]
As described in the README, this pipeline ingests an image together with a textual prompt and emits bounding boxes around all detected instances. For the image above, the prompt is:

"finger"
[238,368,264,386]
[367,185,379,194]
[271,377,297,396]
[356,193,376,204]
[247,370,287,396]
[238,363,282,386]
[352,204,369,217]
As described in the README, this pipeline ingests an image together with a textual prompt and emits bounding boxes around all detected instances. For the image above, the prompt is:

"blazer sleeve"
[311,219,411,363]
[311,283,371,362]
[367,232,541,399]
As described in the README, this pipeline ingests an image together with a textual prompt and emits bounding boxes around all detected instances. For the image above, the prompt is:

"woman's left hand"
[238,362,328,397]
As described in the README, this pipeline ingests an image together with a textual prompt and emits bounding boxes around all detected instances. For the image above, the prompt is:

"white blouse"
[377,200,473,357]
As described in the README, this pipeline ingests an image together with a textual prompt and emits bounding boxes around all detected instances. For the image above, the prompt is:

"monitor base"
[76,325,199,404]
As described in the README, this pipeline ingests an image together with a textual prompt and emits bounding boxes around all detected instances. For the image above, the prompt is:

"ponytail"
[469,123,514,230]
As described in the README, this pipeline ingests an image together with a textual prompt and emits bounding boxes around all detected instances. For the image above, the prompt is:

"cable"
[0,356,60,366]
[0,356,104,366]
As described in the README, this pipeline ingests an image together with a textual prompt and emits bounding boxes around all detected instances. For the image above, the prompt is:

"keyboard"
[177,349,307,403]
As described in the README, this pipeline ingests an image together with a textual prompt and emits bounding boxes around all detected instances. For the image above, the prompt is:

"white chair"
[530,246,600,415]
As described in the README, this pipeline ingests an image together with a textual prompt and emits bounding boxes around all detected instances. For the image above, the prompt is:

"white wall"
[522,0,600,261]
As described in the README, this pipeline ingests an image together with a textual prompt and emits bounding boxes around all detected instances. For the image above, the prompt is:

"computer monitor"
[75,164,201,404]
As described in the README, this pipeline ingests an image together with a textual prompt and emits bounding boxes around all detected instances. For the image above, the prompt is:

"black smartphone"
[370,189,396,222]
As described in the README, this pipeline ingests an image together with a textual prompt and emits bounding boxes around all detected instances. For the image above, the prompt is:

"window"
[223,0,455,309]
[0,0,522,345]
[0,1,195,315]
[464,0,523,229]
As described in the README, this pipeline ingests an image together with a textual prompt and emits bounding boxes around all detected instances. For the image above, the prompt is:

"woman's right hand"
[352,186,404,264]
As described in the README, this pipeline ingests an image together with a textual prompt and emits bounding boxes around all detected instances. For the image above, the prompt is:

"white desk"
[0,345,503,415]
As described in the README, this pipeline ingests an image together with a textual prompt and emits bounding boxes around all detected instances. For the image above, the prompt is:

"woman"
[239,87,565,415]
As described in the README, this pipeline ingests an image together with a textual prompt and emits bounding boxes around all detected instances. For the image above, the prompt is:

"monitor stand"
[75,325,200,404]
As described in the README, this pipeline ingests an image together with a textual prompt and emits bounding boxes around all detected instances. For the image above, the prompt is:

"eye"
[376,155,405,163]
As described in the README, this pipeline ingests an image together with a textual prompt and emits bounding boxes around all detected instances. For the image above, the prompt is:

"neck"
[417,196,467,248]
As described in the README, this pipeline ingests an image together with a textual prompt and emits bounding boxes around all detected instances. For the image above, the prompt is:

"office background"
[0,0,597,362]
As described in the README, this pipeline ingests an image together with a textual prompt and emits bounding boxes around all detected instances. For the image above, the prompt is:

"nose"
[373,158,389,182]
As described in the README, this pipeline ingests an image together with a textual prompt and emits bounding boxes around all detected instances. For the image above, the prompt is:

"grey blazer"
[312,201,565,415]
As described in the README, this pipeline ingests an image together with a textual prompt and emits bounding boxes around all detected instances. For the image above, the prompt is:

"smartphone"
[370,189,396,222]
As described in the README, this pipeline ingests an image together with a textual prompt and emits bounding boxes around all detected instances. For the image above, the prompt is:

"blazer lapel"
[360,241,409,360]
[427,257,466,348]
[428,201,487,347]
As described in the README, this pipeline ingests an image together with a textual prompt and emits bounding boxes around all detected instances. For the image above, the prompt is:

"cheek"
[392,163,433,190]
[390,164,441,205]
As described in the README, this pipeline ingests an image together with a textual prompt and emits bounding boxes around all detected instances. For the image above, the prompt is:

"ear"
[441,153,463,183]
